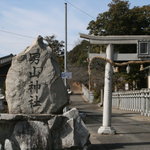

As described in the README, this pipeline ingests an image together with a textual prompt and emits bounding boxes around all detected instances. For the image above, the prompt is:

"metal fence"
[112,89,150,116]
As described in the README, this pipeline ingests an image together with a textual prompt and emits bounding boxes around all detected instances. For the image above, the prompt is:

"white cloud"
[0,4,90,56]
[0,6,67,56]
[0,1,101,56]
[1,7,63,34]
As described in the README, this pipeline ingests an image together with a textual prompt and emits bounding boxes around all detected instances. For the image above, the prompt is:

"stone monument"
[0,36,90,150]
[6,36,68,114]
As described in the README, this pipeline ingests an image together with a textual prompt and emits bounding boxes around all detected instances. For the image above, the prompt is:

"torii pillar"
[98,44,115,134]
[80,33,150,135]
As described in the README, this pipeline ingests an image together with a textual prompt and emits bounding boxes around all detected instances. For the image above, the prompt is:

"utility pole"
[64,2,67,87]
[63,3,68,113]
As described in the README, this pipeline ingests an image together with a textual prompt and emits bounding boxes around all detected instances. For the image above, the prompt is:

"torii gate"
[80,33,150,134]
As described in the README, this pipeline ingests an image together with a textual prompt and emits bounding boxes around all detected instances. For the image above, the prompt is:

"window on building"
[139,42,148,54]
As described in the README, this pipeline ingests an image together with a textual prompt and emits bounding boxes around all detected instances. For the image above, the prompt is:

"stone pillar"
[98,44,116,134]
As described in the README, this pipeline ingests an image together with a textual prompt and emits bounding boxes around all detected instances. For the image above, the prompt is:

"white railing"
[82,84,94,103]
[112,89,150,116]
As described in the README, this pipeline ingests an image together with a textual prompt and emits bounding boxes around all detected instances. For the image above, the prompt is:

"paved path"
[69,94,150,150]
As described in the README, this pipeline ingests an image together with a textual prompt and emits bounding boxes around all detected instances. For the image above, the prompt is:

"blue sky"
[0,0,149,56]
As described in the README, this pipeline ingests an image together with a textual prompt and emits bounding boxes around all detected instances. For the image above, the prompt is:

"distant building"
[0,54,13,92]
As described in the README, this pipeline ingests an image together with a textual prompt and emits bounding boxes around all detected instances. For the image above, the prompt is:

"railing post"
[139,91,142,112]
[128,92,131,111]
[137,91,140,112]
[141,90,146,116]
[145,90,149,116]
[133,92,136,111]
[112,89,150,117]
[148,89,150,117]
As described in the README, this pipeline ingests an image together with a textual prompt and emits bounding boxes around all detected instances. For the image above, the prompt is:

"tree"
[67,40,89,86]
[44,35,64,70]
[45,35,64,56]
[129,5,150,35]
[68,40,105,101]
[87,0,150,91]
[68,40,89,66]
[87,0,150,36]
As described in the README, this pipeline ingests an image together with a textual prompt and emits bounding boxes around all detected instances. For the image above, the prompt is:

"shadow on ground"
[79,110,102,124]
[87,142,150,150]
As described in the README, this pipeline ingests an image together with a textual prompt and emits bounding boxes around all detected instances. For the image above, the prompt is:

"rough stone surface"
[0,89,4,112]
[63,108,90,148]
[63,108,79,119]
[4,139,16,150]
[5,36,68,114]
[48,108,90,149]
[12,121,51,150]
[0,143,2,150]
[0,108,90,150]
[48,116,66,150]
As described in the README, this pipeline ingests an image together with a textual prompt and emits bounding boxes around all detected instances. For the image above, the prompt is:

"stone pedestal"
[0,108,90,150]
[98,126,116,135]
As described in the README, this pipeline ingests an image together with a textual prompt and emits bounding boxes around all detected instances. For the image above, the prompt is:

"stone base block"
[98,126,116,135]
[0,108,90,150]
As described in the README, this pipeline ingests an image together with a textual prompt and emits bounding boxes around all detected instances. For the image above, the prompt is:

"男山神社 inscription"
[28,50,42,109]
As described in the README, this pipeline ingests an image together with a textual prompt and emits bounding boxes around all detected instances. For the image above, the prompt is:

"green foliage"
[90,45,107,54]
[123,64,147,89]
[68,40,89,66]
[87,0,150,36]
[87,0,150,91]
[87,0,150,52]
[69,0,150,91]
[44,35,64,70]
[90,58,105,71]
[68,40,90,85]
[68,40,105,87]
[113,64,147,90]
[128,6,150,35]
[45,35,64,56]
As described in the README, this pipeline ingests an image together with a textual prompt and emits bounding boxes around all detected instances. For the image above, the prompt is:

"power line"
[64,0,95,20]
[0,29,34,39]
[0,29,75,46]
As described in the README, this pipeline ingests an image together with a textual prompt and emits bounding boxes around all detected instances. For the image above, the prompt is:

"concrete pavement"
[69,94,150,150]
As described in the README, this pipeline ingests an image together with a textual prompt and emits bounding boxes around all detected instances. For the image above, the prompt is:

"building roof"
[0,54,13,66]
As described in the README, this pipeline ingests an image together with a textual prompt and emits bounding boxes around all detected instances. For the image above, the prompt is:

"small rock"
[49,108,90,149]
[63,108,79,119]
[0,143,2,150]
[4,139,14,150]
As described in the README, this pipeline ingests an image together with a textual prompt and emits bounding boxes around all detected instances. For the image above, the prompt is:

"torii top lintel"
[80,33,150,45]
